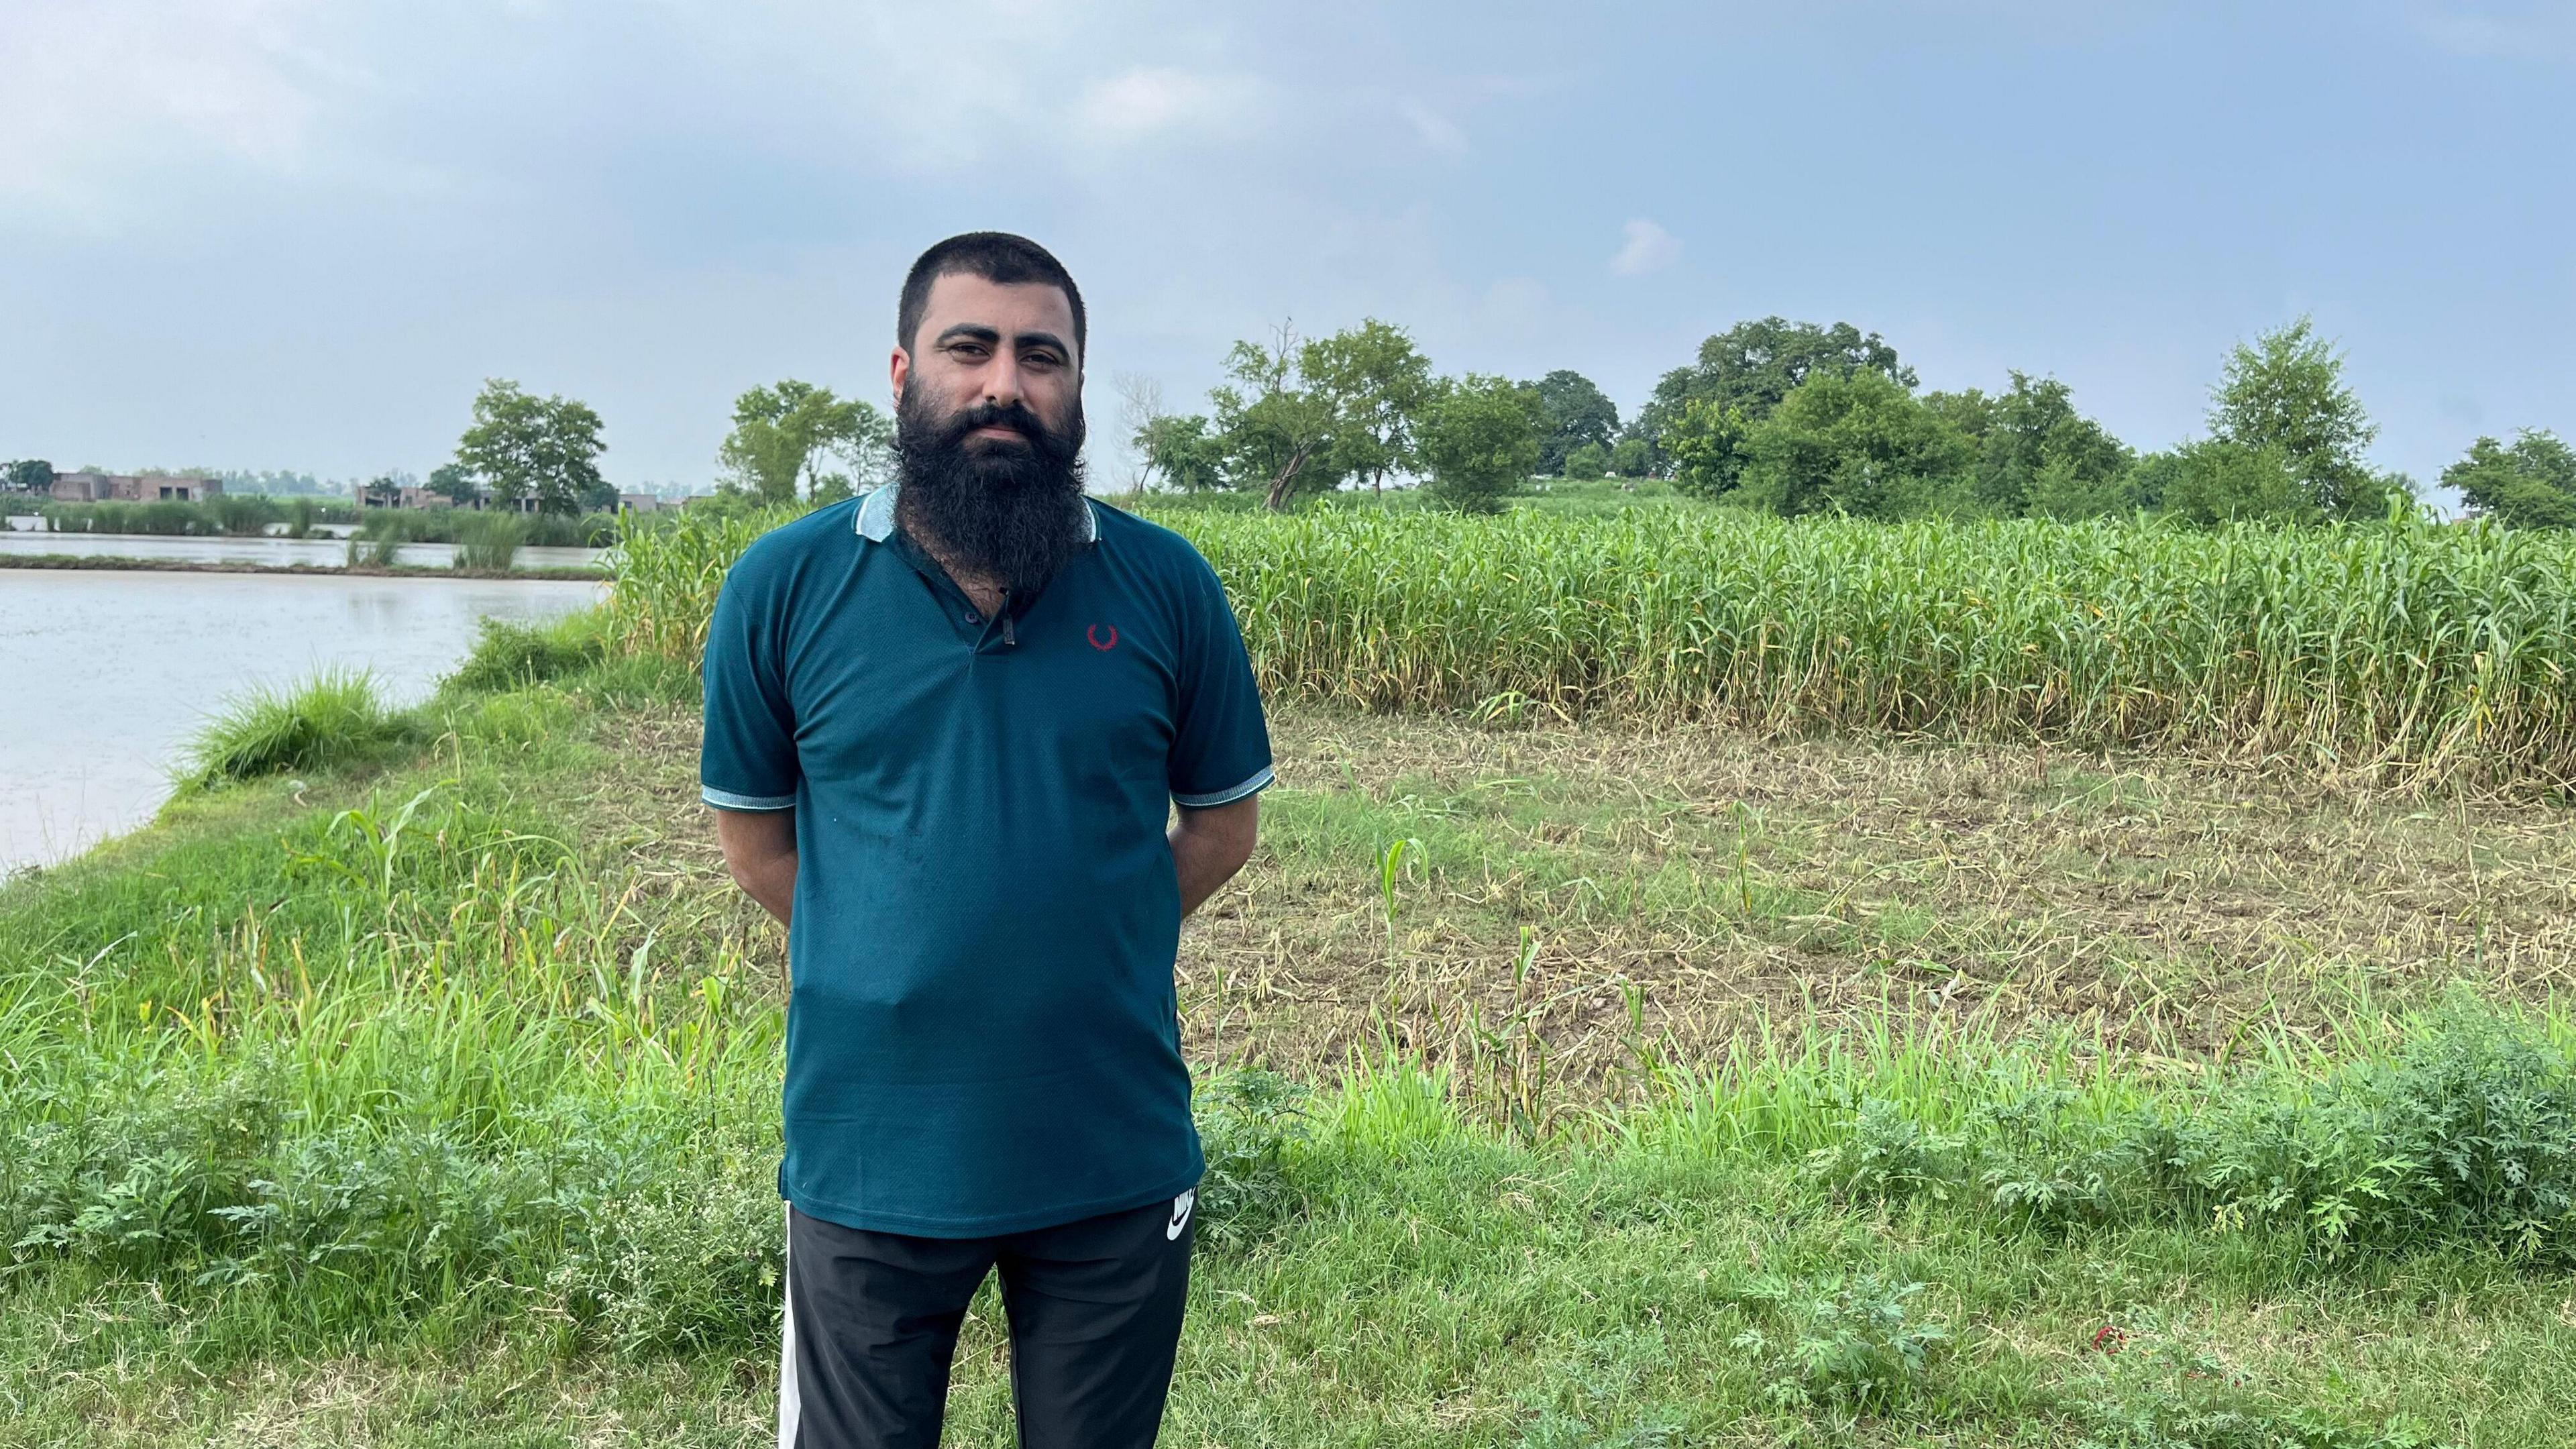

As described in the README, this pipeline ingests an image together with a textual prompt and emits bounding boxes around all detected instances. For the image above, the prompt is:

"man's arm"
[1171,794,1258,919]
[715,808,798,927]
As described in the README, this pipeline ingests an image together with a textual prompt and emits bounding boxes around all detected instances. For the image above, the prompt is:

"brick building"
[49,472,222,503]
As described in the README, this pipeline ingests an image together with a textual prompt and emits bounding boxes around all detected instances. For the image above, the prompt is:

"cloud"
[1398,99,1468,156]
[1609,217,1681,277]
[1066,65,1267,148]
[0,0,345,219]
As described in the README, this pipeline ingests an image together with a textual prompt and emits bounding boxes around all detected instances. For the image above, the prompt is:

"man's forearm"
[1170,795,1259,918]
[735,849,797,926]
[714,808,799,927]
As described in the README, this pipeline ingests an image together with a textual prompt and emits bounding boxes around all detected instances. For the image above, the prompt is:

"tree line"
[13,325,2569,529]
[1124,315,2576,527]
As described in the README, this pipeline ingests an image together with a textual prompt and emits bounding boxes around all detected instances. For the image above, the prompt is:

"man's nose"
[982,352,1024,408]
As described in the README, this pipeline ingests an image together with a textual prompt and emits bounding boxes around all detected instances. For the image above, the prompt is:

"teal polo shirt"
[700,484,1273,1237]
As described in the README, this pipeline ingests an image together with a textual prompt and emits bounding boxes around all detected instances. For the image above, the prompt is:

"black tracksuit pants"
[780,1192,1196,1448]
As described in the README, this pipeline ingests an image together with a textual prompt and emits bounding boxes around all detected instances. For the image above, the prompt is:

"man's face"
[888,271,1090,597]
[892,272,1083,449]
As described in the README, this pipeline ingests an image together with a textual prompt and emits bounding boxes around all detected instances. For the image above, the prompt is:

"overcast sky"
[5,1,2571,496]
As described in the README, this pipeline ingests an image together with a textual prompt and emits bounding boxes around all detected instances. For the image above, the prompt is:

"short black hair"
[897,231,1086,363]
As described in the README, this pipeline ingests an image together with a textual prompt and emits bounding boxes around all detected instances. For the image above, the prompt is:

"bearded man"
[700,232,1272,1449]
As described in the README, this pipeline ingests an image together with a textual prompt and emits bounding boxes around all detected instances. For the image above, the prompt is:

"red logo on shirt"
[1087,624,1120,651]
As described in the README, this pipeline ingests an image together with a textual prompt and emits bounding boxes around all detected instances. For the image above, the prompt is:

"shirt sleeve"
[1168,549,1273,808]
[700,566,801,811]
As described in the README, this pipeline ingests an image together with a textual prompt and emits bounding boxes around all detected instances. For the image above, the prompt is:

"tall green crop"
[608,502,2576,791]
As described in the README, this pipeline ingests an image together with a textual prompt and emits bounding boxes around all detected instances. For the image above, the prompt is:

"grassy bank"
[611,502,2576,794]
[5,606,2575,1442]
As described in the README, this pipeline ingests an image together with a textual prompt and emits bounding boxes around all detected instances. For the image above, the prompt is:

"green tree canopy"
[1609,437,1652,478]
[1300,319,1435,496]
[1640,317,1914,484]
[718,380,892,504]
[2209,318,2396,519]
[1735,370,1975,519]
[2443,429,2576,529]
[425,463,480,504]
[1942,372,2136,517]
[1417,374,1544,514]
[4,459,54,492]
[1529,370,1618,476]
[1561,441,1610,480]
[2135,439,2313,525]
[1134,413,1226,492]
[1210,324,1348,510]
[452,380,608,516]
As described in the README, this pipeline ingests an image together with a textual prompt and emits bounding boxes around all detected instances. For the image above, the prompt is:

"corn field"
[608,503,2576,790]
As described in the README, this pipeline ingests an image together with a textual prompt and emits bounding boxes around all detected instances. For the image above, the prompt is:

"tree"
[1300,319,1435,496]
[1932,372,2135,517]
[4,459,54,493]
[1417,374,1544,514]
[1113,374,1167,494]
[2443,430,2576,529]
[453,380,608,516]
[1735,370,1976,519]
[1666,397,1756,500]
[718,380,891,504]
[1210,323,1347,511]
[2208,318,2393,519]
[426,462,480,505]
[1561,442,1610,480]
[1609,437,1652,478]
[1135,413,1226,492]
[2136,440,2312,526]
[1637,317,1914,484]
[1529,370,1618,476]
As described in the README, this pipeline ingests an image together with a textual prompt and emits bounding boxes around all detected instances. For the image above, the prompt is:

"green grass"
[177,670,418,790]
[5,648,2573,1442]
[15,478,2576,1443]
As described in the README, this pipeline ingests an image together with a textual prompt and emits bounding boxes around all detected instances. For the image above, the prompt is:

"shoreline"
[0,552,608,583]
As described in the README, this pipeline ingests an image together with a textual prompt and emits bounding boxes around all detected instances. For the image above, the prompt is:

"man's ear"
[889,346,910,407]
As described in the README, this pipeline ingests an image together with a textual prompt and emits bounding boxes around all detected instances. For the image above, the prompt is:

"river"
[0,525,606,572]
[2,568,604,875]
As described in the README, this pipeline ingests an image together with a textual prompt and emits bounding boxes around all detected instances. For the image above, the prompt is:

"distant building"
[616,492,663,513]
[50,472,222,503]
[358,482,454,510]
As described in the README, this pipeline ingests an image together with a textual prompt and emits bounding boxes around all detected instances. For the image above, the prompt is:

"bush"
[454,511,525,572]
[181,669,414,788]
[448,616,604,694]
[1730,1272,1948,1414]
[1817,1003,2576,1263]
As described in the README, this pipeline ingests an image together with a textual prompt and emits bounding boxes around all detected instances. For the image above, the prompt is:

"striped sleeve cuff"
[702,785,798,811]
[1172,765,1274,810]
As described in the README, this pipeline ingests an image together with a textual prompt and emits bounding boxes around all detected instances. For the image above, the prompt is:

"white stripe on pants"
[778,1203,801,1448]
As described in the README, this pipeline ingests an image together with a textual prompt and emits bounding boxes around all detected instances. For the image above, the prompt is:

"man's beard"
[894,388,1089,600]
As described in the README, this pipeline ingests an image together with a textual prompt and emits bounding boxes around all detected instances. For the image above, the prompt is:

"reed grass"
[606,502,2576,791]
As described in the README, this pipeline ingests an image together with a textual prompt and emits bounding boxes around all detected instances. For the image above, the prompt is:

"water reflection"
[1,569,603,873]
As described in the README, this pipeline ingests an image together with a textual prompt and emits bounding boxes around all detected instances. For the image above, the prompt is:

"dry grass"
[591,702,2576,1108]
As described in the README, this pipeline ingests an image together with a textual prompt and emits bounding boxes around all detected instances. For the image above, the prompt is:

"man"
[701,232,1272,1449]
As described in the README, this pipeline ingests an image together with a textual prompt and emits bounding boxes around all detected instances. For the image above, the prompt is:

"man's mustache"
[939,400,1072,458]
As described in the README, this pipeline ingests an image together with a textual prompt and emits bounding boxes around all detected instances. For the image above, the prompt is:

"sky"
[4,0,2572,498]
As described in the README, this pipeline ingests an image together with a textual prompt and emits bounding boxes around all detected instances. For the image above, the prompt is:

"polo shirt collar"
[855,483,1100,545]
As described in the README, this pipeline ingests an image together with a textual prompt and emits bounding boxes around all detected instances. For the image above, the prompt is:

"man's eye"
[949,343,989,360]
[1025,353,1063,370]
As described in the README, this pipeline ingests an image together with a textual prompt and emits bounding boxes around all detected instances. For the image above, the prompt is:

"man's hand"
[1170,794,1258,919]
[715,808,798,927]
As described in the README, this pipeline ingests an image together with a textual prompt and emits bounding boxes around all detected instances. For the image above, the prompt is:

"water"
[1,569,604,873]
[0,526,604,572]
